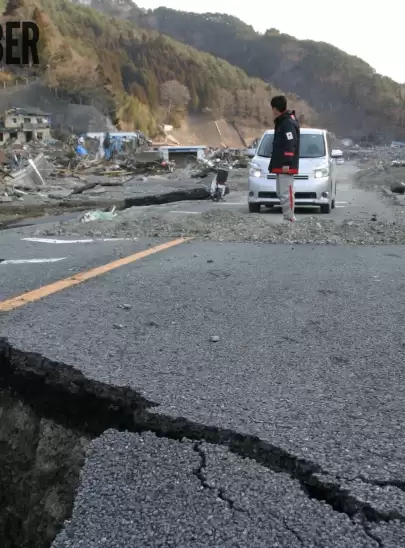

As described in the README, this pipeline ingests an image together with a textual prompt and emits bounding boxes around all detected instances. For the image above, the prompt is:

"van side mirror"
[331,149,343,158]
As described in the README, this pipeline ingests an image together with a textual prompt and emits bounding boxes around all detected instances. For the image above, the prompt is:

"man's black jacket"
[269,110,300,174]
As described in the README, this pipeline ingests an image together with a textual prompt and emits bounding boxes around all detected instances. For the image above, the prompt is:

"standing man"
[269,96,300,222]
[103,132,111,160]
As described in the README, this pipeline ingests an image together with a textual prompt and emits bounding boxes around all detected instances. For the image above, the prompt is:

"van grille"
[258,192,317,199]
[296,192,317,199]
[267,174,309,180]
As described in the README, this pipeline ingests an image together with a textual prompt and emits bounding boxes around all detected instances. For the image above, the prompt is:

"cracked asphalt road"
[1,167,405,546]
[1,238,405,545]
[52,432,380,548]
[3,240,405,477]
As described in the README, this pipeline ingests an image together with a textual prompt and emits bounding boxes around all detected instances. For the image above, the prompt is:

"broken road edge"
[0,186,211,230]
[0,337,403,547]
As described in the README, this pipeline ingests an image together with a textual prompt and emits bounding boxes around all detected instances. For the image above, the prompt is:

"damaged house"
[0,107,51,144]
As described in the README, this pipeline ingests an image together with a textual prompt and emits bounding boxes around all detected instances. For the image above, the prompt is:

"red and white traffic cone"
[288,184,296,222]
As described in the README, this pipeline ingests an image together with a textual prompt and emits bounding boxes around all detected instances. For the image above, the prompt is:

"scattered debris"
[5,134,405,246]
[188,149,249,179]
[354,147,405,193]
[392,160,405,167]
[391,182,405,194]
[0,130,248,227]
[81,207,117,223]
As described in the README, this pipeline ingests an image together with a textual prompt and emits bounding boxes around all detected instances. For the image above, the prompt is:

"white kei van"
[248,128,343,214]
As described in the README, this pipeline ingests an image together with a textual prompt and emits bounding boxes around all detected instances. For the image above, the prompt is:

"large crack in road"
[0,337,402,547]
[1,186,211,231]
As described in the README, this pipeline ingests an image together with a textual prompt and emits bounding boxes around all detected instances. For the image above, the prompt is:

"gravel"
[355,165,405,190]
[354,148,405,191]
[33,207,405,245]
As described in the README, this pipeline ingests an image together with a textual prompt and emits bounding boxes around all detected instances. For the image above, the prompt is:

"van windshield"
[257,133,326,159]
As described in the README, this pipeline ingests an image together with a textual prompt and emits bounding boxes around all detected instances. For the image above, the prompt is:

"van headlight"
[249,165,264,178]
[314,167,329,178]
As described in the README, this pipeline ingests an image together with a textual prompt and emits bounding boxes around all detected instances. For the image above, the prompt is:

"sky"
[136,0,404,83]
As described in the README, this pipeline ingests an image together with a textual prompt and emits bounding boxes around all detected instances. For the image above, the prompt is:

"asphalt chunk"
[52,431,377,548]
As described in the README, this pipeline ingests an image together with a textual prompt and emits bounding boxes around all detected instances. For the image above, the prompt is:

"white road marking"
[336,201,349,205]
[102,238,135,242]
[170,211,200,214]
[336,204,362,208]
[22,238,95,244]
[1,258,67,265]
[22,238,135,244]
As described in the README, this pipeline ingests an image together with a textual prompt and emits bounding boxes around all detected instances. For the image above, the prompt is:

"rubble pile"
[346,146,405,165]
[0,139,77,205]
[4,137,405,244]
[0,130,255,231]
[34,208,405,245]
[0,138,235,225]
[354,147,405,191]
[187,149,249,179]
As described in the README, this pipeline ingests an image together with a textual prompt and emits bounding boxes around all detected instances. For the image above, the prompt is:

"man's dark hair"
[270,95,287,112]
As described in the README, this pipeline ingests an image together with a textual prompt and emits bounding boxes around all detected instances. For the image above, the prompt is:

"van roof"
[263,128,327,135]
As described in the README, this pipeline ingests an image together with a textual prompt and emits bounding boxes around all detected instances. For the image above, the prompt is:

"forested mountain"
[8,0,399,140]
[2,0,317,136]
[139,8,405,141]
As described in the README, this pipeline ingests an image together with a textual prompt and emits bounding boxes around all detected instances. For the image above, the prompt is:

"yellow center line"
[0,237,190,313]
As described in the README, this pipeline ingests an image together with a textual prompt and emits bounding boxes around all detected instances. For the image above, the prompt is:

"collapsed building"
[0,107,51,144]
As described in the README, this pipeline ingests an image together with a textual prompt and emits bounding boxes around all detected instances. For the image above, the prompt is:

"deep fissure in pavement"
[0,337,156,548]
[0,337,400,547]
[0,389,89,548]
[0,187,210,231]
[123,187,210,208]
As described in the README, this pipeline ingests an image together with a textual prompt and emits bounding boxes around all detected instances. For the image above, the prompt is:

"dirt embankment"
[167,115,263,147]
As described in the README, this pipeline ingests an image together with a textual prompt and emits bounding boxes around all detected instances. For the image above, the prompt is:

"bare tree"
[212,89,233,119]
[160,80,191,120]
[235,90,256,120]
[252,88,271,125]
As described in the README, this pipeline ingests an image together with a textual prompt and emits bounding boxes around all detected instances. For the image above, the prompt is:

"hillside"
[140,8,405,141]
[2,0,317,137]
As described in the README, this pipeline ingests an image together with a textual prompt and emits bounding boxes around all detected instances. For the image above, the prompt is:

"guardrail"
[0,77,41,92]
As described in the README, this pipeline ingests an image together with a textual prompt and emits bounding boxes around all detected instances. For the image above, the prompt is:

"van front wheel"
[320,203,331,214]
